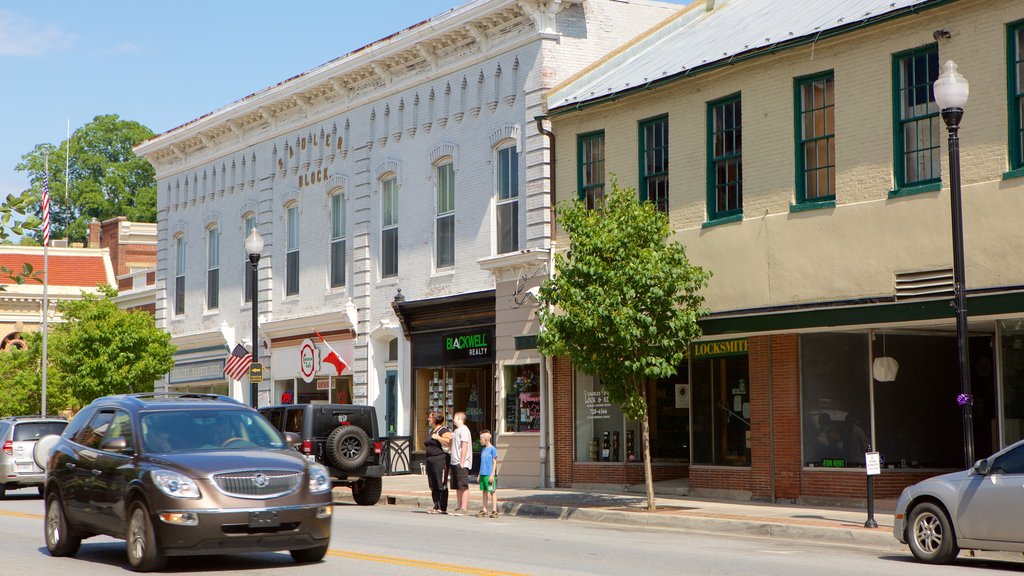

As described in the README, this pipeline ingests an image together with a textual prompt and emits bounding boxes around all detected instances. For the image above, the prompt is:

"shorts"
[479,475,496,493]
[449,464,469,490]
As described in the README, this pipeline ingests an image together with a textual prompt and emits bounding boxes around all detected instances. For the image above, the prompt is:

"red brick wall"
[553,356,574,487]
[802,469,938,500]
[770,335,802,500]
[571,463,688,485]
[690,466,752,492]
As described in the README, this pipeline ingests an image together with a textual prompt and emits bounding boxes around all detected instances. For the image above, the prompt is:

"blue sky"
[9,1,703,199]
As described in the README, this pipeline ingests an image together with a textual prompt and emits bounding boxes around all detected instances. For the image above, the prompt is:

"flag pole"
[65,120,70,236]
[41,154,51,416]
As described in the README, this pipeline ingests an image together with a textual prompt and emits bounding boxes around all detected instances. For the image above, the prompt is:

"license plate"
[248,511,280,528]
[305,454,315,462]
[15,462,35,472]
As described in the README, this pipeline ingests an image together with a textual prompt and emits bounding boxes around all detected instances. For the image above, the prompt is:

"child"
[476,430,499,518]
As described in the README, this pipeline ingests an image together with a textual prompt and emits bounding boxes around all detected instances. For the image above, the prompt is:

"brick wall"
[802,469,937,500]
[553,355,574,487]
[690,466,752,493]
[571,463,688,485]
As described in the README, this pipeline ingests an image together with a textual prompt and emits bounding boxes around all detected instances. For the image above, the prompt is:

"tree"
[15,114,156,243]
[45,286,176,410]
[537,183,710,510]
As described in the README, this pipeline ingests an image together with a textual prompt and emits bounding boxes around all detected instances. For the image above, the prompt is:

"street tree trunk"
[640,381,656,510]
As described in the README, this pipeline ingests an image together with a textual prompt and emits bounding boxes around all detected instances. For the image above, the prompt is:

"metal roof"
[548,0,945,112]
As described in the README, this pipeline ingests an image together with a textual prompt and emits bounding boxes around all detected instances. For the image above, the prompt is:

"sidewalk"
[336,474,904,551]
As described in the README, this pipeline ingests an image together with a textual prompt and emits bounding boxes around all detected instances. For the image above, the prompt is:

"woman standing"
[424,411,452,514]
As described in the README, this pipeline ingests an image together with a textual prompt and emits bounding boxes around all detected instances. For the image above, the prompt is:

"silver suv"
[0,416,67,498]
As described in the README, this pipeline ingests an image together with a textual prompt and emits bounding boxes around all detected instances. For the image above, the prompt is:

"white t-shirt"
[450,425,472,469]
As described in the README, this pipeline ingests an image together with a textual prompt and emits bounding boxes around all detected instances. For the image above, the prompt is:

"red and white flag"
[313,329,350,375]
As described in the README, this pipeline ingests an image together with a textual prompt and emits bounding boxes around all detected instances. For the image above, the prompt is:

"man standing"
[448,411,473,516]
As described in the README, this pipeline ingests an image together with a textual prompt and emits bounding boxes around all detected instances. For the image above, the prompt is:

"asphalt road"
[1,485,1021,575]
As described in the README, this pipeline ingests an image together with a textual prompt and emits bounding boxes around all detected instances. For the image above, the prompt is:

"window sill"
[326,286,347,296]
[701,213,743,229]
[789,199,836,213]
[1002,167,1024,180]
[431,269,456,278]
[281,295,300,303]
[202,310,220,317]
[888,181,941,198]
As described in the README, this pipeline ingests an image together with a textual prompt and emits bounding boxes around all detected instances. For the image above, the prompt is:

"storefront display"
[504,364,541,433]
[692,338,750,466]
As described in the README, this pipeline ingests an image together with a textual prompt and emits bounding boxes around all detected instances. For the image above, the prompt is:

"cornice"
[135,0,574,173]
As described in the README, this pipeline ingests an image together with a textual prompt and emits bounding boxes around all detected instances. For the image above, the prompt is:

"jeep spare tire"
[326,425,371,470]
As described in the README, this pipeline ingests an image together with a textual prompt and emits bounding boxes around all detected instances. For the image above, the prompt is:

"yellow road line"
[328,549,528,575]
[0,509,43,520]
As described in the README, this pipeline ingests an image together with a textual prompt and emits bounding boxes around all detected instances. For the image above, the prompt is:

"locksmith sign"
[442,330,493,362]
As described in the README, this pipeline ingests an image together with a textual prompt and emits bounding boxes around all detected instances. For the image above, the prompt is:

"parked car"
[894,438,1024,563]
[259,404,384,505]
[0,415,67,498]
[43,393,333,572]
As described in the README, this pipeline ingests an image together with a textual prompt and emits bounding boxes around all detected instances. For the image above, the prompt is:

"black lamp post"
[244,228,264,408]
[934,60,973,469]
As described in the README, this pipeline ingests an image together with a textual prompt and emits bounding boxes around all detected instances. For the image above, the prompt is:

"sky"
[2,0,601,200]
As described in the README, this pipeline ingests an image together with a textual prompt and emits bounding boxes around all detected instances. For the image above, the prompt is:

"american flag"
[41,168,50,246]
[223,344,252,381]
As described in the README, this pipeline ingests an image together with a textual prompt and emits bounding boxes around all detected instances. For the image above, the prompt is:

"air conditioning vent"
[894,268,954,300]
[50,239,68,248]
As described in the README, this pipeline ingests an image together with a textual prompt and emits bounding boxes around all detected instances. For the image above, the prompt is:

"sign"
[248,362,264,384]
[298,338,320,383]
[584,390,611,420]
[170,360,225,384]
[675,384,690,409]
[865,451,881,476]
[441,331,492,362]
[692,338,748,359]
[316,379,331,391]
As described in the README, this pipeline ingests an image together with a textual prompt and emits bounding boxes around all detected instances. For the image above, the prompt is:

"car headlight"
[308,464,331,494]
[151,469,202,499]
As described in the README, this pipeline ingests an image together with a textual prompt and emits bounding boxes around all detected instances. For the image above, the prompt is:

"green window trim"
[892,44,941,190]
[794,71,836,204]
[888,181,942,198]
[1003,166,1024,180]
[577,130,605,209]
[700,213,743,229]
[1008,20,1024,171]
[707,93,743,222]
[638,115,669,213]
[789,199,836,213]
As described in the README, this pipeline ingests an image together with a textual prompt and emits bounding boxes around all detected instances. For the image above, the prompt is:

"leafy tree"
[45,286,175,410]
[0,331,74,416]
[537,183,710,510]
[15,114,156,243]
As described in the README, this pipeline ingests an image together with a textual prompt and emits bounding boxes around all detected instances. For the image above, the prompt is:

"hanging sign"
[298,338,320,383]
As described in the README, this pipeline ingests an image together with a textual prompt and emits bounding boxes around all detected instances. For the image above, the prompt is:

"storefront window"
[1002,321,1024,446]
[574,372,628,462]
[415,367,492,457]
[275,376,352,406]
[504,364,540,433]
[692,340,750,466]
[801,333,870,468]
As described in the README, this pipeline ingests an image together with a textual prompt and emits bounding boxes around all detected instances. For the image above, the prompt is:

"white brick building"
[135,0,678,486]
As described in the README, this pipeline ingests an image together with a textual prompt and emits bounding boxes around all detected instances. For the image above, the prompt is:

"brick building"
[546,0,1024,503]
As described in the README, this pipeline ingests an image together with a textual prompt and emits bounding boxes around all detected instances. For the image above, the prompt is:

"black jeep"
[259,404,384,505]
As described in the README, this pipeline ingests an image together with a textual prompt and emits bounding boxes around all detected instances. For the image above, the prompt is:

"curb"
[381,493,902,551]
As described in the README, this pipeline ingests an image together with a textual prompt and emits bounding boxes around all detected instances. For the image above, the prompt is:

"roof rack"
[1,414,67,421]
[125,392,244,405]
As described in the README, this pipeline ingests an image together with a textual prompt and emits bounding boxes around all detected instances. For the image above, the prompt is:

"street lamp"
[933,60,973,469]
[244,227,265,408]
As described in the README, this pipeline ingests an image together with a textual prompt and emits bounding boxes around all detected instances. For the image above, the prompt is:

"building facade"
[546,0,1024,502]
[135,0,679,487]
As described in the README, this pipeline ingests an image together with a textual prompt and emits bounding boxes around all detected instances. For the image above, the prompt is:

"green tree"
[537,183,710,510]
[15,114,156,243]
[46,286,175,410]
[0,331,74,416]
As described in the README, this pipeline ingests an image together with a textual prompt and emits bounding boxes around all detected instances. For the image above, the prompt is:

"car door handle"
[91,469,102,476]
[65,462,76,470]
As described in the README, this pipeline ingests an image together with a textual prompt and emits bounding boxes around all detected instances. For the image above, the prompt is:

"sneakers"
[449,508,467,516]
[475,510,488,517]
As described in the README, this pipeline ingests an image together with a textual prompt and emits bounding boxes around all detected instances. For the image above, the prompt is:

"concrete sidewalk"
[337,474,904,551]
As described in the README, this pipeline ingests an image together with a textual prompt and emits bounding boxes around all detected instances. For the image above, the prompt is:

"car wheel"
[290,544,329,563]
[352,477,382,506]
[908,502,959,564]
[126,501,166,572]
[45,493,81,557]
[326,426,370,471]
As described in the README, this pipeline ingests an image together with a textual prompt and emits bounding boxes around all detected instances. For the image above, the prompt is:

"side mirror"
[283,431,302,448]
[100,436,131,454]
[972,458,991,475]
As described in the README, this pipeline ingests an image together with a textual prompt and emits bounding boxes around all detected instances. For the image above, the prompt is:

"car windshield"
[13,421,67,441]
[139,409,286,453]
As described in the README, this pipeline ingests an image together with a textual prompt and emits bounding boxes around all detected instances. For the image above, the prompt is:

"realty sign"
[442,330,493,361]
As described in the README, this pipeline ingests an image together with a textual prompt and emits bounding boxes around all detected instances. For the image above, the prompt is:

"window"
[206,226,219,310]
[435,162,455,268]
[496,145,520,254]
[707,95,743,220]
[795,73,836,202]
[286,205,299,296]
[243,215,256,303]
[381,176,398,278]
[505,364,541,433]
[577,131,605,209]
[691,341,749,466]
[801,333,871,467]
[893,45,940,189]
[330,193,346,288]
[1008,22,1024,173]
[174,236,185,315]
[639,116,669,212]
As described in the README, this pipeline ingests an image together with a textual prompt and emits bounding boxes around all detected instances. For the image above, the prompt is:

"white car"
[0,416,67,498]
[894,438,1024,563]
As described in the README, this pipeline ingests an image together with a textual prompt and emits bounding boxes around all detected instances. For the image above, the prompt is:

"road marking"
[0,509,43,520]
[328,549,528,575]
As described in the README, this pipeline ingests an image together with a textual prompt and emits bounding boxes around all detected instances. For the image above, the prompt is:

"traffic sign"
[249,362,264,383]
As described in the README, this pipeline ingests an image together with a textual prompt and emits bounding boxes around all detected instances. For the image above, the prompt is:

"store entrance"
[415,365,493,473]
